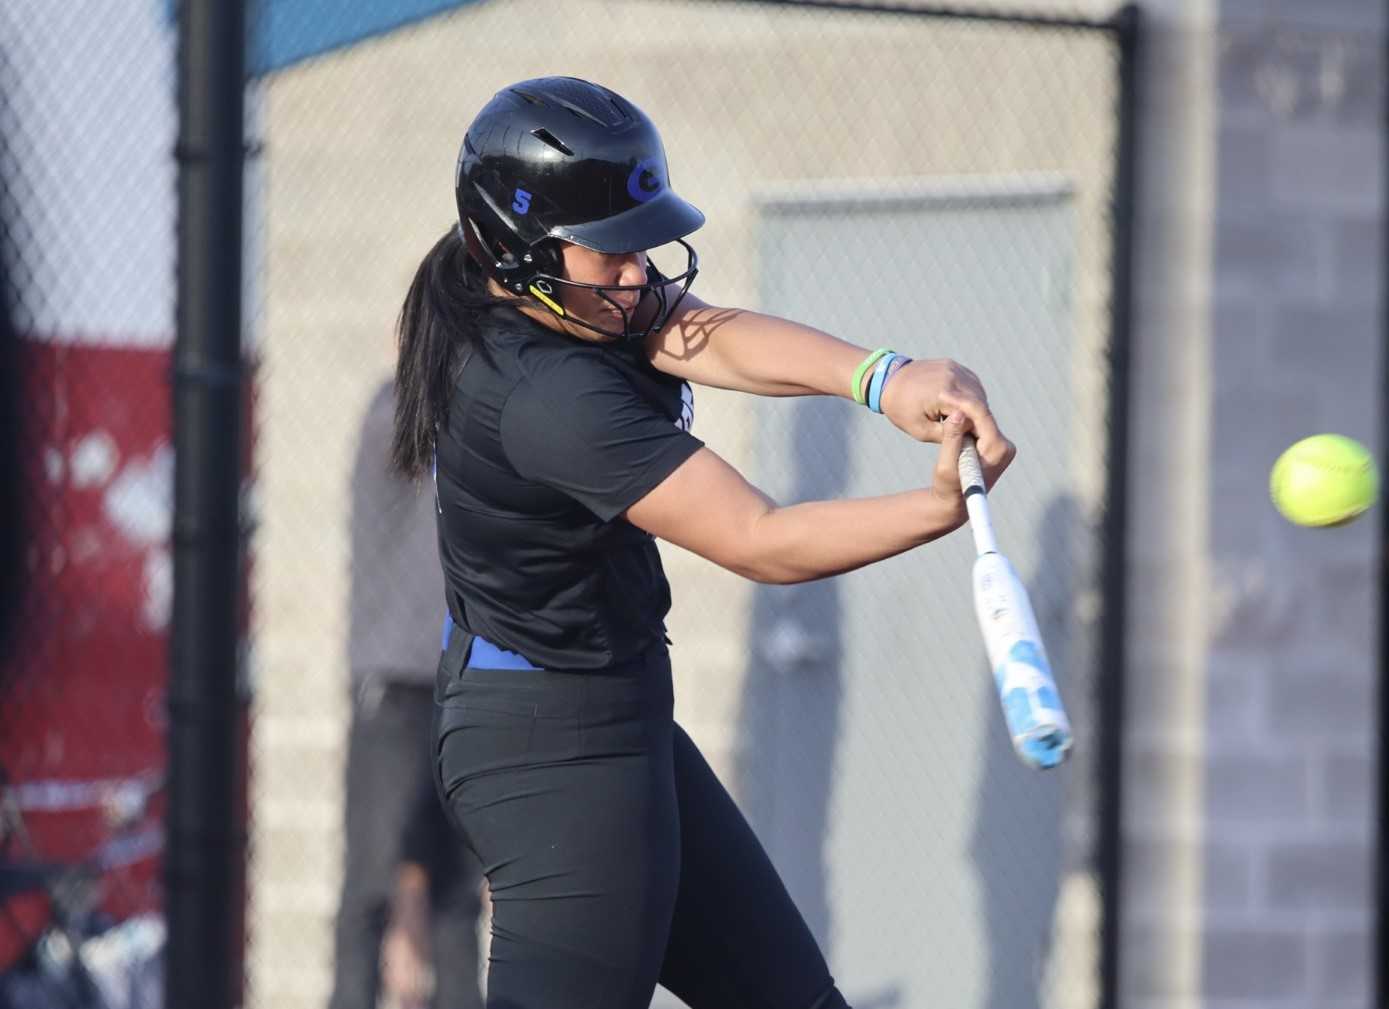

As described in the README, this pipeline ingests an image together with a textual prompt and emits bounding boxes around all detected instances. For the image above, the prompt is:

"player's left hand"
[880,358,1015,484]
[878,358,983,440]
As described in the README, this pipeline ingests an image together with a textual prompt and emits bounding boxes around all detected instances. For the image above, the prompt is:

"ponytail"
[391,226,504,479]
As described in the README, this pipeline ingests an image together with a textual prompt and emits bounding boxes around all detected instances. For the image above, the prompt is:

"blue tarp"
[243,0,484,74]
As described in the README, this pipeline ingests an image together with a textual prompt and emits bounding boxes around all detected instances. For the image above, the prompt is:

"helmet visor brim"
[551,189,705,254]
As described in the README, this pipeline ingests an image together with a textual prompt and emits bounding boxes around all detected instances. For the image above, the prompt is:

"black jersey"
[434,310,702,670]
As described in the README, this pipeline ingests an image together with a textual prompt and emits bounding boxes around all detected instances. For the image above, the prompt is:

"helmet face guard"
[463,219,698,342]
[456,77,705,342]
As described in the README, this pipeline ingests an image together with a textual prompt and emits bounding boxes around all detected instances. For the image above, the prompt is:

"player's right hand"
[929,412,972,526]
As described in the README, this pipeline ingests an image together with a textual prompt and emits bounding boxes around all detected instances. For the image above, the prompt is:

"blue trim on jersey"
[440,612,540,670]
[469,636,541,670]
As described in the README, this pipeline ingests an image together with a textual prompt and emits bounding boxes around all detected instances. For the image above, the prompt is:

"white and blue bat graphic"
[958,437,1073,770]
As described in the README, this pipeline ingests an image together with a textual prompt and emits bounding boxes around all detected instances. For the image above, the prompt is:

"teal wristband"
[866,358,911,416]
[867,353,897,414]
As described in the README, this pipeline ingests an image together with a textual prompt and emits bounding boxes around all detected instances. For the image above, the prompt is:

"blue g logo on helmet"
[626,159,663,203]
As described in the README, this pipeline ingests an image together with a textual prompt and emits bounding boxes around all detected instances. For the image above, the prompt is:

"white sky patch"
[103,442,173,546]
[0,2,176,345]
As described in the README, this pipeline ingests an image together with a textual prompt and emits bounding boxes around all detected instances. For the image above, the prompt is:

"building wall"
[247,1,1388,1007]
[252,4,1122,1005]
[1121,1,1384,1007]
[1120,4,1217,1005]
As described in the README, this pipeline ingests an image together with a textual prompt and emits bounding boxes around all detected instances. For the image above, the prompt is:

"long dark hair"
[391,226,506,479]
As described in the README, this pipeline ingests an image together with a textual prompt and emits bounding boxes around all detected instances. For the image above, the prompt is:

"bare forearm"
[745,489,960,584]
[651,304,867,398]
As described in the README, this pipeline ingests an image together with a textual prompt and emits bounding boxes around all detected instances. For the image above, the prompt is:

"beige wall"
[251,3,1121,1004]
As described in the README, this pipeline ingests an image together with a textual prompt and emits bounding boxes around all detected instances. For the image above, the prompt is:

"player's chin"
[564,312,625,342]
[592,320,627,342]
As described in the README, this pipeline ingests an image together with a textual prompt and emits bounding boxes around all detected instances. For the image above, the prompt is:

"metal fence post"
[167,1,248,1006]
[1098,6,1141,1009]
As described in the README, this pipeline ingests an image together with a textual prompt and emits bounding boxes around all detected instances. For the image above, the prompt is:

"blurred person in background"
[330,378,483,1009]
[376,858,436,1009]
[392,77,1013,1009]
[377,774,488,1009]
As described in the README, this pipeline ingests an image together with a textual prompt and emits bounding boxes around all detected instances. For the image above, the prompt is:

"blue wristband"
[870,355,912,414]
[866,352,897,414]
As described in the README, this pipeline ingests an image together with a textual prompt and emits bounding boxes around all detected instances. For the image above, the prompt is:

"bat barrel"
[991,637,1073,770]
[973,553,1073,771]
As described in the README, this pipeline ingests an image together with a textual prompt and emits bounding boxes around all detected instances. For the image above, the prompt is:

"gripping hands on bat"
[932,414,1073,771]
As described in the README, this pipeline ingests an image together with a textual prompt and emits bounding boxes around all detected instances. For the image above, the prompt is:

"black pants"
[330,680,485,1009]
[433,632,851,1009]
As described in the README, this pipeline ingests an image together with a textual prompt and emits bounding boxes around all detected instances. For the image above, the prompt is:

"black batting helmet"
[455,77,703,341]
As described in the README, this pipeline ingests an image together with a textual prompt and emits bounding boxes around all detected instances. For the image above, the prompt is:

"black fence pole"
[167,1,247,1007]
[1098,6,1141,1009]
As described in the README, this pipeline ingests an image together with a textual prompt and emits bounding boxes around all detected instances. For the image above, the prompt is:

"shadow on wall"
[970,492,1077,1009]
[728,407,1079,1009]
[733,394,849,957]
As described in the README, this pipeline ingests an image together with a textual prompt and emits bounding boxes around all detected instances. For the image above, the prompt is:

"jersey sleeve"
[499,352,704,521]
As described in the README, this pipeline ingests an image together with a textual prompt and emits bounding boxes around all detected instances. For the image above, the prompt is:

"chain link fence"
[249,3,1131,1009]
[1,2,1133,1008]
[0,4,176,1007]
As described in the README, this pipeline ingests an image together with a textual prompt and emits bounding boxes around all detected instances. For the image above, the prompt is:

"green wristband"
[851,348,892,405]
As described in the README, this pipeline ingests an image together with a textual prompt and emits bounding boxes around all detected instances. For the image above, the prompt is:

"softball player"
[391,76,1014,1009]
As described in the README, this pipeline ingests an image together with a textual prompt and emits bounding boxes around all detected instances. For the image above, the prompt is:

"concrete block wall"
[1122,1,1384,1007]
[246,1,1383,1005]
[1205,3,1384,1007]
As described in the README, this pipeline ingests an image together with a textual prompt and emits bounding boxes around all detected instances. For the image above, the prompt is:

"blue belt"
[441,612,540,670]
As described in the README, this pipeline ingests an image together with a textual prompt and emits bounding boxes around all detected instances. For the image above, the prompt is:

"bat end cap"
[1017,730,1073,770]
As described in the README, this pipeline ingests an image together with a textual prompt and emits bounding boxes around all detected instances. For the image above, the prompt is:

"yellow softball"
[1270,434,1379,527]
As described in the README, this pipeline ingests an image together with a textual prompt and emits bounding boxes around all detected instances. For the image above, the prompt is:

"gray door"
[734,177,1098,1009]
